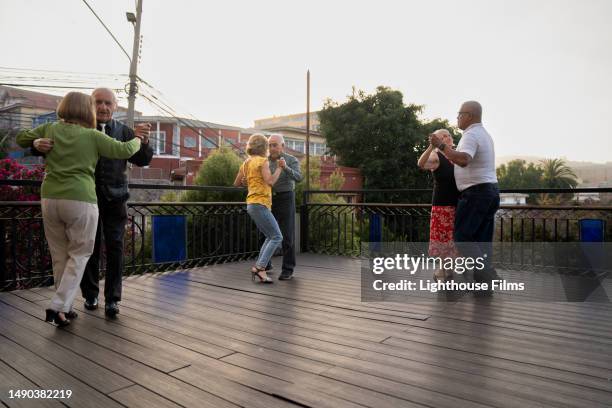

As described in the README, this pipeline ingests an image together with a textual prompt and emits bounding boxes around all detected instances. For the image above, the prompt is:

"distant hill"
[496,156,612,187]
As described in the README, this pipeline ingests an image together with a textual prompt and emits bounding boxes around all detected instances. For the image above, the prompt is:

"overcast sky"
[2,0,611,162]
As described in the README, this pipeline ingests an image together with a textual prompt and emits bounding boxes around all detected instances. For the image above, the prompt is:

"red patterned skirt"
[428,205,458,258]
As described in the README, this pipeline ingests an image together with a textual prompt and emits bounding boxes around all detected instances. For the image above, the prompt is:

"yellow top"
[241,156,271,208]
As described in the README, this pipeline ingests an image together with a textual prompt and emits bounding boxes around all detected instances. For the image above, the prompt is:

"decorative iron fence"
[1,200,261,291]
[2,182,612,290]
[300,188,612,256]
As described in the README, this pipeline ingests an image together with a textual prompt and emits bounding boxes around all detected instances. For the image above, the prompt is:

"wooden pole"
[305,69,310,193]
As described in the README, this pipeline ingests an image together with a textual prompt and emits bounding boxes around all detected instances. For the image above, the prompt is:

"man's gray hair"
[91,87,118,104]
[268,133,285,145]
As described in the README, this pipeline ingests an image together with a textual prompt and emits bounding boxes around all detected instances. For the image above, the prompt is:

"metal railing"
[2,182,611,290]
[300,188,612,256]
[1,200,263,291]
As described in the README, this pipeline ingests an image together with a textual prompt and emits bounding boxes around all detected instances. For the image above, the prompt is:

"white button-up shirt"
[454,123,498,192]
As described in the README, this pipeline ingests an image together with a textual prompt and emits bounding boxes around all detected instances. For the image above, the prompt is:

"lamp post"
[126,0,142,128]
[305,70,310,193]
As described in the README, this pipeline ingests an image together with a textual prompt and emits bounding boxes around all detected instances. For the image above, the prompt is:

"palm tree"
[536,158,578,205]
[539,158,578,188]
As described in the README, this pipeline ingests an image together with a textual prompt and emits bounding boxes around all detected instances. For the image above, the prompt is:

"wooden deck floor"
[1,254,611,408]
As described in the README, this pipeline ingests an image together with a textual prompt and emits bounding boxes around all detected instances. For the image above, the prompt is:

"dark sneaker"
[105,301,119,318]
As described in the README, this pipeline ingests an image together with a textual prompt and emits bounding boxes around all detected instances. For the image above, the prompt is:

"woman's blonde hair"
[57,92,96,129]
[246,133,268,156]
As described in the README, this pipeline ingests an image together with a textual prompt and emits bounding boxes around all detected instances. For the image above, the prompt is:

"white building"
[500,193,529,205]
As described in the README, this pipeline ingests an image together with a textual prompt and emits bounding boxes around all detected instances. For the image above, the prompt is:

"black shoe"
[278,273,293,281]
[105,301,119,318]
[264,264,273,273]
[84,297,98,310]
[65,310,78,319]
[45,309,70,327]
[45,308,56,322]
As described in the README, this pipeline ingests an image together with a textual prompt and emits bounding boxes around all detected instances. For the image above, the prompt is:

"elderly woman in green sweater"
[17,92,141,327]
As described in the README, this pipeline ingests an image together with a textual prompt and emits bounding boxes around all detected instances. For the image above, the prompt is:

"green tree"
[180,147,245,202]
[318,86,456,203]
[319,87,423,189]
[496,159,544,189]
[296,158,322,207]
[540,158,578,188]
[327,168,345,190]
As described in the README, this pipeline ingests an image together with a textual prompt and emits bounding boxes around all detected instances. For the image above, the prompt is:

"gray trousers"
[42,199,99,313]
[267,191,296,275]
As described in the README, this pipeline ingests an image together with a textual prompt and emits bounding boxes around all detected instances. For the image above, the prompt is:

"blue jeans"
[247,204,283,269]
[454,183,500,282]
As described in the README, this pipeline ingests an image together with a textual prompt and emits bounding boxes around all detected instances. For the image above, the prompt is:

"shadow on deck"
[1,254,611,408]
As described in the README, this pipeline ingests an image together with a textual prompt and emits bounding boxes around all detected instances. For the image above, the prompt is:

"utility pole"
[126,0,143,128]
[305,69,311,193]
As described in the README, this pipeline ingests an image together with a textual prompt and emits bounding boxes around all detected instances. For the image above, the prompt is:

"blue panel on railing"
[152,215,187,262]
[8,151,24,159]
[369,213,382,242]
[579,219,605,242]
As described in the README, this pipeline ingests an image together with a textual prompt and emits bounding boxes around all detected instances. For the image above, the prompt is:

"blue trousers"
[247,204,283,269]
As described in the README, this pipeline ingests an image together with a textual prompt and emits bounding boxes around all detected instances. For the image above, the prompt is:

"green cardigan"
[16,121,141,204]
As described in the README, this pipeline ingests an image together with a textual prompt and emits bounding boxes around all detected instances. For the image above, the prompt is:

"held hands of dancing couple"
[429,131,472,168]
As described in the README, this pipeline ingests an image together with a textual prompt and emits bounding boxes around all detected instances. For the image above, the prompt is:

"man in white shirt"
[429,101,500,290]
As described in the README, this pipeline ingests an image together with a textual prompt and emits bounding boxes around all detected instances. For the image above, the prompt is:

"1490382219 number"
[8,389,72,399]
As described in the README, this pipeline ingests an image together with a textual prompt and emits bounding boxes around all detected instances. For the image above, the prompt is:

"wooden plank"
[0,335,124,408]
[169,364,299,408]
[126,274,427,326]
[37,270,612,397]
[31,290,234,360]
[0,360,64,408]
[0,294,238,408]
[107,385,183,408]
[172,364,371,408]
[2,254,612,408]
[0,310,133,394]
[121,280,415,337]
[211,354,491,408]
[117,276,612,390]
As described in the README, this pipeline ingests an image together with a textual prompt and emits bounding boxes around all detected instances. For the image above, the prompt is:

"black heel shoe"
[45,309,56,322]
[54,312,71,327]
[45,309,70,327]
[65,310,78,320]
[251,267,273,284]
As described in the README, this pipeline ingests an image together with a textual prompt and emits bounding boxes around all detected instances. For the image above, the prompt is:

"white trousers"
[41,199,99,313]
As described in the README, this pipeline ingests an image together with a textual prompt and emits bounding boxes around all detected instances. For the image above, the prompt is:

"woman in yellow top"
[234,134,283,283]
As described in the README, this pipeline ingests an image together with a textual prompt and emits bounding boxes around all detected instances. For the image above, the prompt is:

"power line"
[81,0,131,62]
[137,91,225,154]
[0,83,122,91]
[137,80,246,155]
[0,74,250,157]
[0,67,128,78]
[1,71,247,156]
